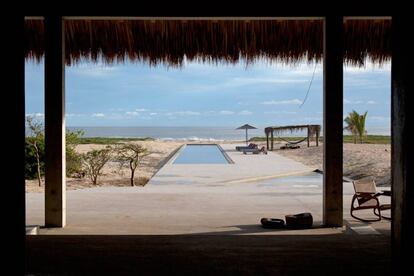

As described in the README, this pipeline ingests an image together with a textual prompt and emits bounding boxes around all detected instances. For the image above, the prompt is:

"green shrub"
[25,118,86,179]
[66,130,85,178]
[25,137,45,180]
[82,147,112,185]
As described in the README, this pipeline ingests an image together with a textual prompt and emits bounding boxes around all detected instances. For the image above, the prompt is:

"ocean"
[64,126,390,141]
[67,126,268,141]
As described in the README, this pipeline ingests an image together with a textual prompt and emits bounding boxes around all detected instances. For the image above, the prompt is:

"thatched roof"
[24,19,391,66]
[265,125,321,136]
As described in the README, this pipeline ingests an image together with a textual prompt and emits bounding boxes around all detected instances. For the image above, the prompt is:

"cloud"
[238,110,253,115]
[369,116,390,122]
[219,110,235,115]
[261,99,302,105]
[65,113,83,117]
[135,108,147,112]
[69,63,118,78]
[125,111,139,116]
[264,111,297,115]
[26,113,44,118]
[166,111,200,116]
[149,112,158,116]
[304,116,322,121]
[92,113,105,117]
[344,99,376,105]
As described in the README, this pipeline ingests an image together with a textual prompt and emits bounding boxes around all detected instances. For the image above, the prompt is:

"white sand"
[275,142,391,186]
[25,140,391,192]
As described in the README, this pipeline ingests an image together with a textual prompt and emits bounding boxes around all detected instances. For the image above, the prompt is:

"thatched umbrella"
[236,124,257,145]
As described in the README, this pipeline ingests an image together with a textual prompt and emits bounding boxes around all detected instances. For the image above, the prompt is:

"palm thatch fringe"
[25,19,390,66]
[265,125,321,136]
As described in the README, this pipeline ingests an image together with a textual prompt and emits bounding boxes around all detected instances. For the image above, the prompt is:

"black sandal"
[260,218,285,229]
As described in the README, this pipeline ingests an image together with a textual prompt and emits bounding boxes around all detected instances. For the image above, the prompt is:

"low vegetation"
[25,120,153,187]
[81,147,112,185]
[25,117,44,186]
[78,137,154,145]
[25,116,85,183]
[114,144,152,186]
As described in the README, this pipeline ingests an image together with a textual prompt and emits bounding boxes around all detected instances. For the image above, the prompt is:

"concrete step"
[26,225,39,235]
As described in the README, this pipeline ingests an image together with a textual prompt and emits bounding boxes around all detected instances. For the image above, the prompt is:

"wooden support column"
[45,16,66,227]
[316,130,319,147]
[391,15,412,273]
[266,131,269,150]
[5,15,25,275]
[270,131,274,151]
[323,16,343,227]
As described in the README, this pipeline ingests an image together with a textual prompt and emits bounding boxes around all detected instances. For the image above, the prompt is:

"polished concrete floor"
[26,234,390,275]
[26,146,391,274]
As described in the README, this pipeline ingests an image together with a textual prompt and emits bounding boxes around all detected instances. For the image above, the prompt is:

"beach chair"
[242,146,267,155]
[350,177,391,222]
[278,137,306,150]
[280,143,300,150]
[236,143,257,151]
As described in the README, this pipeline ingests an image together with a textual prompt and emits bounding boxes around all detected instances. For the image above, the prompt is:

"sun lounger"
[236,143,257,151]
[242,146,267,155]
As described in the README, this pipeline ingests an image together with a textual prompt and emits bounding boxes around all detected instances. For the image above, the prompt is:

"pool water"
[173,144,231,164]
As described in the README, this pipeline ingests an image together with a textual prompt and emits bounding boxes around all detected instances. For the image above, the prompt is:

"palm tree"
[344,110,359,144]
[344,110,368,144]
[355,111,368,143]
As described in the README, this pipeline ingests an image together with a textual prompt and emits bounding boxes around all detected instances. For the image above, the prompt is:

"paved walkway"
[25,143,391,275]
[149,143,315,185]
[26,143,390,235]
[26,175,390,235]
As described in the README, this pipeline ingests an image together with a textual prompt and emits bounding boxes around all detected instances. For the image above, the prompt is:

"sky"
[25,58,391,134]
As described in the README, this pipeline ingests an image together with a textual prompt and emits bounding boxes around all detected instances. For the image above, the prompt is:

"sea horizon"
[25,125,391,141]
[53,126,393,141]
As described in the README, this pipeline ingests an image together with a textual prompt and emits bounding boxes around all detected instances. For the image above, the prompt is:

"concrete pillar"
[5,15,26,275]
[44,16,66,227]
[323,16,344,227]
[391,15,412,273]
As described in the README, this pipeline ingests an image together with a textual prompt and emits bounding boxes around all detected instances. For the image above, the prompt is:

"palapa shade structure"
[7,14,411,272]
[24,19,391,66]
[236,124,257,145]
[265,124,321,150]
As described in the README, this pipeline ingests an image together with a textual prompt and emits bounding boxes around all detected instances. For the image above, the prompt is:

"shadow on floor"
[27,233,391,275]
[181,222,327,235]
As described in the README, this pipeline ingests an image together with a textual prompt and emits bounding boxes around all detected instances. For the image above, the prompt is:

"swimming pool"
[172,144,232,164]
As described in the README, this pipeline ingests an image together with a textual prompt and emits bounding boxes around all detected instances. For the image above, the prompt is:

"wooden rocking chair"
[350,178,391,222]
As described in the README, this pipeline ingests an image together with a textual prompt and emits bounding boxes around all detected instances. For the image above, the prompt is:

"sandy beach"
[275,142,391,186]
[25,140,391,192]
